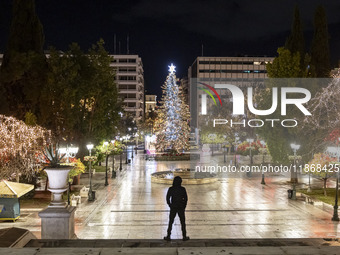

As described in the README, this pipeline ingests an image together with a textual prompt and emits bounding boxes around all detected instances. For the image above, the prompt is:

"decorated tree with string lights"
[304,74,340,130]
[298,71,340,161]
[155,64,190,153]
[0,115,51,180]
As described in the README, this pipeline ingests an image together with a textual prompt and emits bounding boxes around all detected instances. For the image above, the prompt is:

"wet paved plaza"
[1,152,340,239]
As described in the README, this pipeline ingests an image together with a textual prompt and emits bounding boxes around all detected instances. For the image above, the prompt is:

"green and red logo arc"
[198,82,222,106]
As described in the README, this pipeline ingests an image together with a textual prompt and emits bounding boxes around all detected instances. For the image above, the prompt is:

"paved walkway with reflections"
[2,151,340,239]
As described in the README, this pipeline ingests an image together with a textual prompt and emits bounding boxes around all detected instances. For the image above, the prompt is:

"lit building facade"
[145,94,157,117]
[110,55,144,121]
[188,56,274,129]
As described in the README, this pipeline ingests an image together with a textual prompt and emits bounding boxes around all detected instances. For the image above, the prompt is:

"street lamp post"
[260,140,266,185]
[246,138,254,177]
[124,136,128,164]
[123,135,130,164]
[246,139,254,165]
[119,152,123,170]
[127,127,132,160]
[131,132,134,159]
[234,144,237,167]
[119,137,123,170]
[111,140,116,178]
[104,141,109,186]
[307,164,312,193]
[87,144,95,202]
[327,139,340,221]
[135,132,139,155]
[333,170,339,222]
[290,143,300,184]
[290,143,300,200]
[223,143,227,163]
[260,141,266,164]
[234,136,240,167]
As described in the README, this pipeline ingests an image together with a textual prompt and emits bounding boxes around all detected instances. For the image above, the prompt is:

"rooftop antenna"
[113,34,116,54]
[201,43,204,56]
[127,34,130,54]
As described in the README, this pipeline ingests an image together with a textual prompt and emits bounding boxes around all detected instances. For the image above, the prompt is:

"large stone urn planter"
[45,167,71,208]
[39,166,77,239]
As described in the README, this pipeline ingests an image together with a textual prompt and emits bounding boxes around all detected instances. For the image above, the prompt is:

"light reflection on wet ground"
[5,150,340,239]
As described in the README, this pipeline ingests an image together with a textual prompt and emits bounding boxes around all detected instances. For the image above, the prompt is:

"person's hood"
[173,176,182,187]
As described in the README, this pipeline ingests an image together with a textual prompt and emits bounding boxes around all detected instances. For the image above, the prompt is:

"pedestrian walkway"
[0,152,339,240]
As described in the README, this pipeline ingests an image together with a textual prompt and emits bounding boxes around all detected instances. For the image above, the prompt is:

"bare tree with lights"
[300,73,340,158]
[304,75,340,130]
[155,64,190,153]
[0,115,51,180]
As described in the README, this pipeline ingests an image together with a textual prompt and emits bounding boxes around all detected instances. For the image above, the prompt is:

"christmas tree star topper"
[168,63,176,74]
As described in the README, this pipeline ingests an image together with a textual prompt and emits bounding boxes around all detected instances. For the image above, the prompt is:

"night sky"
[1,0,340,97]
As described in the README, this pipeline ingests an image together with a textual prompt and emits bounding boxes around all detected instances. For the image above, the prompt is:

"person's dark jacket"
[166,176,188,210]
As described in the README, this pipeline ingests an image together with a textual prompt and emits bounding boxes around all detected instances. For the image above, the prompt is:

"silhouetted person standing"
[164,176,189,241]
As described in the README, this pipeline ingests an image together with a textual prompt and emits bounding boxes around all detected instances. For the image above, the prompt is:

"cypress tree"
[285,5,305,57]
[310,5,330,77]
[285,5,306,76]
[0,0,47,119]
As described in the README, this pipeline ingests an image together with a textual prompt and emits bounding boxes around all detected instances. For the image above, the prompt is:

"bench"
[79,186,89,198]
[300,193,323,206]
[71,194,82,206]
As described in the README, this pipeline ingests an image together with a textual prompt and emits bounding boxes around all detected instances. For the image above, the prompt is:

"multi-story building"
[145,94,157,117]
[110,54,144,121]
[180,77,189,104]
[188,56,274,129]
[189,55,273,81]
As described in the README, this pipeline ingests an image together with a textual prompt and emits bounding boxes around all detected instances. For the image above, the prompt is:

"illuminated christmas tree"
[155,64,190,153]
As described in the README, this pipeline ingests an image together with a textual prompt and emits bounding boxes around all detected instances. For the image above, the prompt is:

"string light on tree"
[304,77,340,129]
[0,115,51,179]
[155,64,190,153]
[301,75,340,158]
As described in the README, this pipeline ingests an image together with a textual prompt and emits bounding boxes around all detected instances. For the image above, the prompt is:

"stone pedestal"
[38,206,76,239]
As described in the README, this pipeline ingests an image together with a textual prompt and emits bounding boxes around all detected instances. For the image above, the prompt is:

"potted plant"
[67,158,85,186]
[43,144,72,208]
